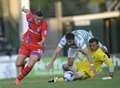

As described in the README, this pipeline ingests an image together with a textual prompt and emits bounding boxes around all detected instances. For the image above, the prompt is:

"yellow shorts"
[74,59,95,79]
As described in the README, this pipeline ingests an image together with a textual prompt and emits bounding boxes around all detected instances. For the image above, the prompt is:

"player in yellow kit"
[72,38,113,80]
[88,38,113,77]
[62,38,114,81]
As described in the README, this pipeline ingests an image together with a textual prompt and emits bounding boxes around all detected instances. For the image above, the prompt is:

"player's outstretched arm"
[46,47,62,70]
[104,56,114,77]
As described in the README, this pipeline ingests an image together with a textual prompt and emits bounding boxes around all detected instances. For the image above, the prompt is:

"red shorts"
[18,43,44,58]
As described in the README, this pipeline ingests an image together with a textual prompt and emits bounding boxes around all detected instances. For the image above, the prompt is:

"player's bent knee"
[31,57,40,62]
[16,64,24,67]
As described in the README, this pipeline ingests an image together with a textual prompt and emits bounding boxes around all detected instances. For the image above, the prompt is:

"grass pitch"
[0,71,120,88]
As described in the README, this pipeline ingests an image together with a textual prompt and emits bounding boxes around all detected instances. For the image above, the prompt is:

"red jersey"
[23,12,48,50]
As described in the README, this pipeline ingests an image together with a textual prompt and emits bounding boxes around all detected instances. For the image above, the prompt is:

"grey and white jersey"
[58,33,87,50]
[72,30,94,43]
[58,30,93,50]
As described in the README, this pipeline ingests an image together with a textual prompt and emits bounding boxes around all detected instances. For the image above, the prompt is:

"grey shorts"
[68,48,86,60]
[68,48,78,59]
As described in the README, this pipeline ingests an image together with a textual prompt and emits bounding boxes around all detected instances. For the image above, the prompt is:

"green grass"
[0,71,120,88]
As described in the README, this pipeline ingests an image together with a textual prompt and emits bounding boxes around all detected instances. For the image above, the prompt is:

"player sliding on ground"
[15,7,48,85]
[88,38,113,77]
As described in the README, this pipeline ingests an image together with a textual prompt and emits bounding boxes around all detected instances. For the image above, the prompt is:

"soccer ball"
[64,71,74,81]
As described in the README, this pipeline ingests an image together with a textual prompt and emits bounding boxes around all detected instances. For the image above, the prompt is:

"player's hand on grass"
[108,72,113,77]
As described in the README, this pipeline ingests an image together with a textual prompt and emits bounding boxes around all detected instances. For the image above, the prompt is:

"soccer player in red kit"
[15,8,48,85]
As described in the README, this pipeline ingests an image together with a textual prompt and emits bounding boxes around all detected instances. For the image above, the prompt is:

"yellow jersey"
[89,48,113,72]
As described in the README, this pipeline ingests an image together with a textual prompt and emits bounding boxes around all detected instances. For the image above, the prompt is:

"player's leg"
[16,44,30,73]
[16,55,28,85]
[16,44,30,85]
[16,55,27,74]
[74,70,95,80]
[73,59,94,80]
[17,50,43,81]
[63,48,77,71]
[73,71,83,80]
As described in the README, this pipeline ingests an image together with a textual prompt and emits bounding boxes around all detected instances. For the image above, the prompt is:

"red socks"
[17,66,33,80]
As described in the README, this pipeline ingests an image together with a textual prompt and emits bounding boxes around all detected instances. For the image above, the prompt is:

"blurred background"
[0,0,120,79]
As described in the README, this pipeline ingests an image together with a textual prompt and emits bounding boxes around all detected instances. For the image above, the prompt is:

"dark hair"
[65,32,75,40]
[89,38,99,44]
[34,9,43,17]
